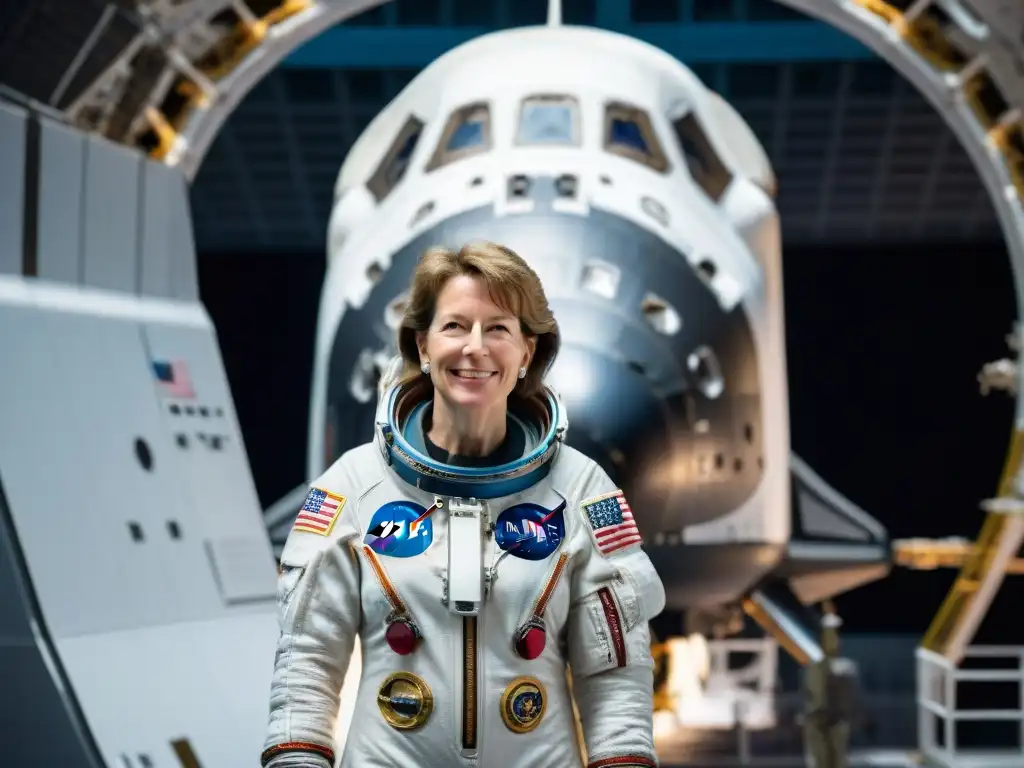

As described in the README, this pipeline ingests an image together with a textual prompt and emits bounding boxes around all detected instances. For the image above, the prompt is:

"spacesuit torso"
[261,380,666,768]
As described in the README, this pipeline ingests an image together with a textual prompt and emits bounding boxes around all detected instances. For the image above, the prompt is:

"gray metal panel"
[167,167,199,301]
[798,489,871,541]
[81,134,140,293]
[141,322,274,598]
[789,453,887,545]
[0,102,26,276]
[206,537,277,604]
[0,303,227,637]
[139,160,175,298]
[37,118,85,285]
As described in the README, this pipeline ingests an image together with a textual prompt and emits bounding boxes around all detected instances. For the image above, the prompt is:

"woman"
[261,242,666,768]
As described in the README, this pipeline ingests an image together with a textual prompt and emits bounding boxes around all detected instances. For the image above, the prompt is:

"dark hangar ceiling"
[0,0,1002,253]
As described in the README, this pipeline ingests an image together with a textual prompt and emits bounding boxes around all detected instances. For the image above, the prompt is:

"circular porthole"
[508,174,530,198]
[641,293,682,335]
[640,196,669,227]
[556,174,578,198]
[410,201,434,226]
[697,259,717,282]
[349,348,382,404]
[385,293,408,330]
[687,345,724,399]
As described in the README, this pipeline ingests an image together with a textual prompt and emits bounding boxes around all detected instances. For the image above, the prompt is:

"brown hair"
[397,241,560,398]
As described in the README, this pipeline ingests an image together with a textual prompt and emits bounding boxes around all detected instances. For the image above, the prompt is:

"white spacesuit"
[261,371,666,768]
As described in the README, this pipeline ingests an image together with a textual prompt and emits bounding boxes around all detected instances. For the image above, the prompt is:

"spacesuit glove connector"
[586,758,658,768]
[261,746,334,768]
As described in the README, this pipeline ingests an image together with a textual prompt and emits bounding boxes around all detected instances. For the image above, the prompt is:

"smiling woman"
[395,242,560,459]
[262,239,667,768]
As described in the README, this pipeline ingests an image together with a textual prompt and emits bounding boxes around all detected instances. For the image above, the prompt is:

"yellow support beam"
[893,538,1024,573]
[741,596,813,666]
[264,0,312,26]
[141,0,313,159]
[851,0,1024,201]
[851,0,901,25]
[143,107,178,161]
[920,429,1024,663]
[853,0,967,72]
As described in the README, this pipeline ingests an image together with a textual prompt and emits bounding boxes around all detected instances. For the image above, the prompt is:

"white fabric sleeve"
[565,467,666,768]
[261,462,363,767]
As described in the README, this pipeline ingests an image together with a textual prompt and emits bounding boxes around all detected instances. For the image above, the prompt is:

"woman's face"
[417,275,535,412]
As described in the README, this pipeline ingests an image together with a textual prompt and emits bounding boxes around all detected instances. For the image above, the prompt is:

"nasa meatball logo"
[364,501,435,558]
[495,501,566,561]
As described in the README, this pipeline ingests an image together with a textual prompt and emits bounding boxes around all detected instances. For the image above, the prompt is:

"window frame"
[603,101,670,173]
[366,114,426,201]
[426,101,493,172]
[515,93,582,147]
[671,112,734,202]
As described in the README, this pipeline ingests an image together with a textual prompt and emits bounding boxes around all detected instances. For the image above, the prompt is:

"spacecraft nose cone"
[547,345,672,510]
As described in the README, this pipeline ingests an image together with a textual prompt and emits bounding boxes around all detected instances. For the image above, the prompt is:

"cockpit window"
[604,102,669,173]
[672,113,734,201]
[517,95,580,146]
[448,116,485,151]
[427,102,492,171]
[610,118,647,152]
[367,115,425,201]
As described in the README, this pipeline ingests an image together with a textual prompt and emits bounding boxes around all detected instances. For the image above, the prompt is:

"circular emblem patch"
[500,676,546,734]
[364,501,435,558]
[494,501,566,561]
[377,672,433,730]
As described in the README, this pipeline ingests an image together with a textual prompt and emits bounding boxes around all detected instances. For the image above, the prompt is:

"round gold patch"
[377,672,433,730]
[500,676,546,734]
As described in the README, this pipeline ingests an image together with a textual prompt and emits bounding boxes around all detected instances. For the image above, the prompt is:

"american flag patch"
[152,359,195,400]
[582,490,642,556]
[293,488,346,537]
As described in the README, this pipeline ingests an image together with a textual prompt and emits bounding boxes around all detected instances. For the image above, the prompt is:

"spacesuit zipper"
[530,552,569,619]
[361,545,407,614]
[597,587,626,667]
[462,615,478,750]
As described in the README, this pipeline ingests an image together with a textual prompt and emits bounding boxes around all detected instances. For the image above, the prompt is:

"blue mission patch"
[364,501,434,558]
[494,501,566,561]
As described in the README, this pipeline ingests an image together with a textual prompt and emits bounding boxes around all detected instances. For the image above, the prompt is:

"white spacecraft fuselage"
[310,24,794,610]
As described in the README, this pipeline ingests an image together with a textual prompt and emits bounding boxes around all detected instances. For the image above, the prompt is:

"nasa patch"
[494,501,566,561]
[500,676,546,734]
[364,501,435,558]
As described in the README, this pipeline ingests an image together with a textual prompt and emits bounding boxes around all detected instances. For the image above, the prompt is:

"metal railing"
[917,646,1024,767]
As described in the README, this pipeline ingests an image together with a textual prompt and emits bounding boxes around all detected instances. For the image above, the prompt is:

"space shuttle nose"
[546,345,670,486]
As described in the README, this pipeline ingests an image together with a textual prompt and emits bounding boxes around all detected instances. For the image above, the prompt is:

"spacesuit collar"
[374,378,568,499]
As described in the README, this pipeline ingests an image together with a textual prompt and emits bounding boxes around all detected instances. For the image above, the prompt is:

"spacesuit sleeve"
[565,464,667,768]
[261,462,363,768]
